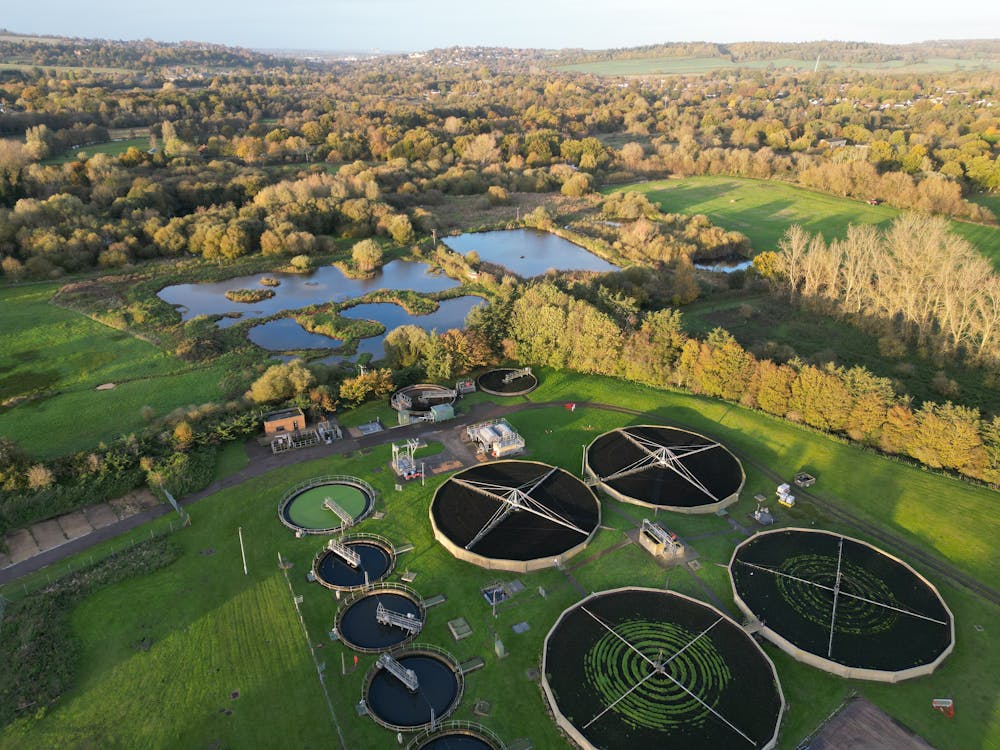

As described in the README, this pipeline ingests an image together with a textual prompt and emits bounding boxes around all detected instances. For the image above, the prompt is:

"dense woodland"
[1,32,1000,535]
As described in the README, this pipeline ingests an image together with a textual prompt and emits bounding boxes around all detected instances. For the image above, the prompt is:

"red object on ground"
[932,698,954,718]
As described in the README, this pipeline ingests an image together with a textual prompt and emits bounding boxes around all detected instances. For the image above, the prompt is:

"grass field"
[613,176,1000,265]
[42,137,149,165]
[971,192,1000,219]
[1,370,997,749]
[557,56,1000,76]
[0,284,224,457]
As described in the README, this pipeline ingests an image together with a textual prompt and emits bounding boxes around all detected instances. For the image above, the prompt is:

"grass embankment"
[0,284,224,458]
[615,176,1000,265]
[1,371,997,749]
[0,538,179,727]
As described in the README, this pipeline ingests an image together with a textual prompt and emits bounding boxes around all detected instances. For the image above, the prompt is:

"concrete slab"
[57,510,94,541]
[32,519,68,553]
[134,489,160,510]
[108,496,139,518]
[6,528,40,564]
[808,698,934,750]
[83,504,120,529]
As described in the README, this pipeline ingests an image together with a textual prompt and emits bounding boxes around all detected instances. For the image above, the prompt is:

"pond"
[247,318,341,351]
[158,260,460,324]
[443,229,619,277]
[320,295,484,364]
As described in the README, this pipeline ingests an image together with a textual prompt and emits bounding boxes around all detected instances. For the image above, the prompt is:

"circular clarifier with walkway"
[407,722,504,749]
[363,644,464,731]
[476,367,538,396]
[312,533,395,591]
[278,476,375,535]
[336,584,425,653]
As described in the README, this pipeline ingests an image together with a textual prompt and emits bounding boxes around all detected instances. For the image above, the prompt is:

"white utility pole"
[238,527,248,575]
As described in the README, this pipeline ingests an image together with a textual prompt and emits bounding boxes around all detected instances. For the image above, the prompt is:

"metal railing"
[334,582,427,654]
[277,475,377,534]
[406,720,506,749]
[360,642,465,732]
[311,532,399,592]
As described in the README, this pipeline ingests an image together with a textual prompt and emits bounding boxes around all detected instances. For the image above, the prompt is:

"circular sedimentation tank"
[542,587,784,750]
[430,460,600,572]
[407,722,504,750]
[729,528,955,682]
[312,533,396,591]
[278,476,375,535]
[390,384,456,415]
[585,425,744,514]
[336,584,425,653]
[476,367,538,396]
[364,645,464,731]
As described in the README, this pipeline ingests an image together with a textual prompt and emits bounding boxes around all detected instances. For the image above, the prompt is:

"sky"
[6,0,999,53]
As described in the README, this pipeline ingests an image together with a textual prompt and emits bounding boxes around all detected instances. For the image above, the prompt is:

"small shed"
[430,403,454,422]
[263,407,305,436]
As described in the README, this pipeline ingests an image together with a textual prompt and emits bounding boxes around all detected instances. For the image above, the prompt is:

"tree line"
[757,214,1000,366]
[474,280,1000,484]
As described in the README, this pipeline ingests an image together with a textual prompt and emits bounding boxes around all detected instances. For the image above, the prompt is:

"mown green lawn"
[2,371,997,749]
[613,176,1000,265]
[0,284,224,457]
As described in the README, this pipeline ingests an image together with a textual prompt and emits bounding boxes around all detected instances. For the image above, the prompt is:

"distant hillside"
[553,39,1000,75]
[0,30,296,73]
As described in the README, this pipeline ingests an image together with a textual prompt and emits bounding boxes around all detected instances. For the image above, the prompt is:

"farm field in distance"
[557,55,1000,76]
[0,284,224,458]
[42,137,150,165]
[613,176,1000,264]
[1,371,998,750]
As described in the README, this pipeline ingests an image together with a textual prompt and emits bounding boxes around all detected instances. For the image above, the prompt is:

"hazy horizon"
[5,0,999,54]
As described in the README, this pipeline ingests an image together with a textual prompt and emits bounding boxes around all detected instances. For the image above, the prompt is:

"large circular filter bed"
[364,647,463,731]
[430,460,600,571]
[542,587,783,750]
[585,425,744,514]
[278,478,374,535]
[729,528,954,681]
[313,535,395,590]
[336,587,424,652]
